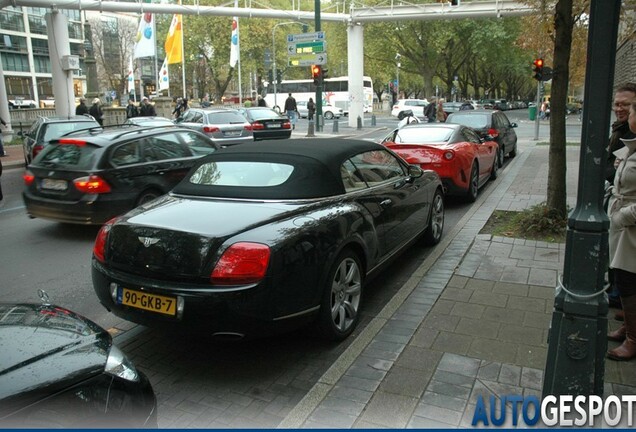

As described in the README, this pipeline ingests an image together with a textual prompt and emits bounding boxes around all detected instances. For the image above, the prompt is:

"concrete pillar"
[45,11,75,118]
[0,57,13,139]
[347,23,364,128]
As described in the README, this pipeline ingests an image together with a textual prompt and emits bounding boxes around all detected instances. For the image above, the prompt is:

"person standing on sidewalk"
[284,93,298,130]
[125,98,139,119]
[605,83,636,313]
[0,116,7,157]
[424,97,437,123]
[607,99,636,361]
[139,97,157,117]
[307,98,316,121]
[75,97,89,116]
[89,98,104,126]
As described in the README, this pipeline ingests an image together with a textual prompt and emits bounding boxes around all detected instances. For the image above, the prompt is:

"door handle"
[380,199,392,207]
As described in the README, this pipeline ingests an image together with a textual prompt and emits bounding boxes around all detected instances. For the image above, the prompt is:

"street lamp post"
[395,53,401,102]
[271,21,304,111]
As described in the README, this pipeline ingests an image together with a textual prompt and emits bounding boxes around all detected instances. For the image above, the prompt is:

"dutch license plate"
[117,287,177,316]
[267,123,281,128]
[41,178,68,191]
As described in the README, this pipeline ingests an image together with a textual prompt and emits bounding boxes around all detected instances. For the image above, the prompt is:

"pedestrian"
[460,101,474,111]
[539,100,548,119]
[257,96,267,107]
[0,115,7,157]
[436,98,447,123]
[125,98,138,119]
[284,93,298,129]
[606,99,636,361]
[424,97,436,123]
[172,97,184,119]
[139,97,157,117]
[307,98,316,121]
[75,97,89,116]
[89,98,103,126]
[605,83,636,316]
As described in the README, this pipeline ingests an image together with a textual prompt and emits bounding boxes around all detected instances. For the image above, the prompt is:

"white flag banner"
[133,13,156,59]
[229,0,239,67]
[126,58,135,93]
[158,58,170,91]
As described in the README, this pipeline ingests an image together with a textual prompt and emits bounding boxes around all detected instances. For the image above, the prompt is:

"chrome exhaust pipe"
[212,332,245,341]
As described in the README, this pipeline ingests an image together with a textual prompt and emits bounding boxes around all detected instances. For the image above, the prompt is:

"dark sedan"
[92,139,444,341]
[446,109,518,167]
[237,107,292,140]
[0,301,156,428]
[23,126,219,225]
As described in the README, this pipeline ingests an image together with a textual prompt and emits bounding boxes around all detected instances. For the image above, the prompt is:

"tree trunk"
[546,0,574,217]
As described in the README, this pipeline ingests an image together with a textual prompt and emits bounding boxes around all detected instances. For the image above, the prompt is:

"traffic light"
[532,58,544,81]
[321,67,329,81]
[267,69,273,83]
[276,70,282,84]
[311,65,321,85]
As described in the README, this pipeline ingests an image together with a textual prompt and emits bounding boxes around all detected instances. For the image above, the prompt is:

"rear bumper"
[23,192,135,225]
[253,130,292,141]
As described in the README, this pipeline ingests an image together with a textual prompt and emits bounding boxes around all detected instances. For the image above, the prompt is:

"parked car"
[175,108,253,147]
[391,99,428,120]
[296,101,344,119]
[381,123,499,202]
[237,107,292,140]
[22,126,219,225]
[91,139,444,341]
[445,109,518,167]
[442,102,464,115]
[493,99,509,111]
[21,115,100,164]
[124,116,175,127]
[0,299,157,428]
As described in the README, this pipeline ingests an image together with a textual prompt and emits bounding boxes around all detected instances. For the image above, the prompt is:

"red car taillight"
[282,121,291,129]
[58,138,87,146]
[93,218,117,263]
[251,122,265,130]
[73,175,112,194]
[203,126,220,133]
[211,242,271,285]
[487,128,499,138]
[443,151,455,160]
[32,144,44,158]
[23,171,35,186]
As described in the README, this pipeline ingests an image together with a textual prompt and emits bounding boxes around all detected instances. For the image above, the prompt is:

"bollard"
[317,115,323,132]
[357,115,362,130]
[306,120,315,137]
[332,118,339,133]
[371,114,376,126]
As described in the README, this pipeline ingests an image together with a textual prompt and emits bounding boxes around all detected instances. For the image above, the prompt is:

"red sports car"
[381,123,499,202]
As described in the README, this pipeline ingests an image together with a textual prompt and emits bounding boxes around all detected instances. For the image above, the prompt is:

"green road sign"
[287,41,326,55]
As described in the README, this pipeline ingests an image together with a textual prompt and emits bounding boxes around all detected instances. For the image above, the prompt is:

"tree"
[89,16,137,99]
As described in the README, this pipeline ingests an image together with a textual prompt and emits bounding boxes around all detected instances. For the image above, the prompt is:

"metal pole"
[542,0,620,397]
[533,80,540,141]
[315,0,322,132]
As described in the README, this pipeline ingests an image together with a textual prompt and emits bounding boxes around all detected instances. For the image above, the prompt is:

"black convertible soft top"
[173,139,389,199]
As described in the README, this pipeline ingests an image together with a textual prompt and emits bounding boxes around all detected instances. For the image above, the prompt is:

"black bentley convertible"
[92,139,444,340]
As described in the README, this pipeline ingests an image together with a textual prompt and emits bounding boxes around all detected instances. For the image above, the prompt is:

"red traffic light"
[532,58,544,81]
[533,58,544,68]
[311,65,321,78]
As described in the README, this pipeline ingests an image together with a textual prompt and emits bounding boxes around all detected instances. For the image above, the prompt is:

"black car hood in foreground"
[0,303,110,412]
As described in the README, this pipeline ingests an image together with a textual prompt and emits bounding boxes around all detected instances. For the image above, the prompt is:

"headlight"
[105,345,140,382]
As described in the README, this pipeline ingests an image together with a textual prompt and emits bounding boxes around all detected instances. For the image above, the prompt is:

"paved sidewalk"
[279,142,636,429]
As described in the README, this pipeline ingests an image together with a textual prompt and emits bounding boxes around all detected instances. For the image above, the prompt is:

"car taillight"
[74,175,112,194]
[282,121,291,129]
[211,242,270,285]
[93,218,117,263]
[444,151,455,160]
[244,125,253,131]
[250,122,264,130]
[487,128,499,138]
[58,138,87,146]
[33,144,44,158]
[203,126,220,133]
[23,171,35,186]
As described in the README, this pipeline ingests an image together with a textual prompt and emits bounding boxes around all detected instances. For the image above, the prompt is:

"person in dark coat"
[139,97,157,117]
[0,116,7,157]
[307,98,316,121]
[88,98,103,126]
[125,98,139,119]
[284,93,298,129]
[257,96,267,107]
[75,97,89,116]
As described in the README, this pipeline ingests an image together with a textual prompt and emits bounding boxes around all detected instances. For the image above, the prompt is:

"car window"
[448,114,489,129]
[188,161,294,187]
[177,131,217,155]
[111,142,142,166]
[42,122,97,142]
[461,128,481,144]
[206,112,247,124]
[182,110,197,122]
[143,136,191,161]
[341,159,367,192]
[349,150,406,185]
[393,126,453,144]
[37,143,98,169]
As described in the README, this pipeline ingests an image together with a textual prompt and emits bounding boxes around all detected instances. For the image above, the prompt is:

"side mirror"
[510,122,518,128]
[408,165,424,179]
[484,135,495,141]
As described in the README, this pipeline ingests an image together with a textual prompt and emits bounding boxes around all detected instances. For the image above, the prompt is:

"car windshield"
[206,112,247,124]
[42,122,97,142]
[188,161,294,187]
[393,127,453,144]
[448,114,489,129]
